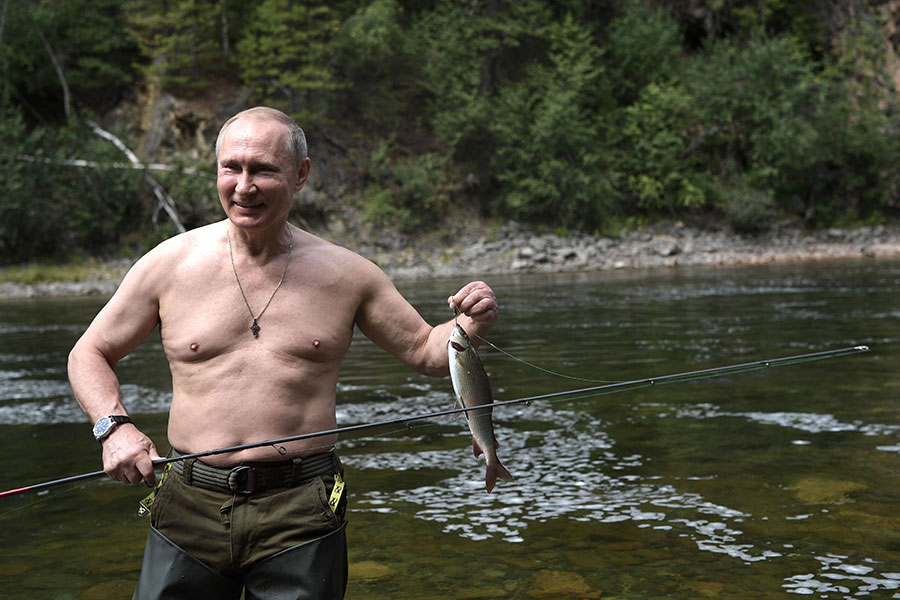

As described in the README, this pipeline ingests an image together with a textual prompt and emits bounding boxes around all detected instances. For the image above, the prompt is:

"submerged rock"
[791,477,866,504]
[348,560,396,581]
[527,569,602,599]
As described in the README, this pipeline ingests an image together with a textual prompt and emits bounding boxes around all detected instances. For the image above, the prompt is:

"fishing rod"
[0,345,869,499]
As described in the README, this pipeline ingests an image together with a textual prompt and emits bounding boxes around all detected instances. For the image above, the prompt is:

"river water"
[1,259,898,599]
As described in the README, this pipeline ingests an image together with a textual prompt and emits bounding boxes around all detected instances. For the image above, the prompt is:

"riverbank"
[2,220,899,298]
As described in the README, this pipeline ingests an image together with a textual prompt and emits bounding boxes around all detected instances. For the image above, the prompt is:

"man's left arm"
[355,265,498,376]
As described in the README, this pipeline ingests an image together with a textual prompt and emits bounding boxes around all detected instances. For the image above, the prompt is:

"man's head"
[215,107,307,170]
[216,107,311,232]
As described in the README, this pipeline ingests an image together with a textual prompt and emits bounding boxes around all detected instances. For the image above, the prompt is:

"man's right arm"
[68,250,169,485]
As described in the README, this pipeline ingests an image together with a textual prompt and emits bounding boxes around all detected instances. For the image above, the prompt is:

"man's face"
[216,117,308,231]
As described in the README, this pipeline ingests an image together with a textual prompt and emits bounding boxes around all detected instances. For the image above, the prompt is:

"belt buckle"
[227,465,257,494]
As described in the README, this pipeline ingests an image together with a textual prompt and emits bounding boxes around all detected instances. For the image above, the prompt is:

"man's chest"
[158,275,359,365]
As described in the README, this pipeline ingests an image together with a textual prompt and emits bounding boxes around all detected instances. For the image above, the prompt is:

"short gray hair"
[215,107,307,168]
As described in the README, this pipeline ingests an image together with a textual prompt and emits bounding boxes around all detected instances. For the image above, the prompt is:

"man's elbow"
[67,339,116,380]
[67,342,90,382]
[407,351,449,378]
[420,362,450,378]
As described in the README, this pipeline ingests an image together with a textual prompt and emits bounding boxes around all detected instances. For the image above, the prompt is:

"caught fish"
[448,323,514,492]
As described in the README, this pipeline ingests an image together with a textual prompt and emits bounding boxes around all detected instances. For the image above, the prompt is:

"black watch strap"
[93,415,134,441]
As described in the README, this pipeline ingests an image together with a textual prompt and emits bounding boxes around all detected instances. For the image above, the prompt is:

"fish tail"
[485,460,515,493]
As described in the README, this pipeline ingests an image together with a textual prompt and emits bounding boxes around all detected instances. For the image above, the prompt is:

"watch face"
[93,416,112,438]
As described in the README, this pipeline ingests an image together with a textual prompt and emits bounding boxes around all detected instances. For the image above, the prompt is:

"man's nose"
[235,171,256,194]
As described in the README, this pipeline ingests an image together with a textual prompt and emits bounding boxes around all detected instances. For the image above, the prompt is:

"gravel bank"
[365,221,900,279]
[3,222,899,298]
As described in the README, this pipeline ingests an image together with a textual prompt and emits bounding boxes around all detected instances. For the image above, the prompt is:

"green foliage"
[717,180,776,234]
[330,0,413,129]
[0,108,145,260]
[236,0,342,124]
[0,259,106,285]
[126,0,225,95]
[678,31,899,226]
[488,15,618,230]
[411,0,555,170]
[605,0,682,105]
[622,81,710,212]
[0,0,139,118]
[150,161,219,229]
[3,0,900,261]
[0,106,49,259]
[696,0,826,53]
[360,138,449,232]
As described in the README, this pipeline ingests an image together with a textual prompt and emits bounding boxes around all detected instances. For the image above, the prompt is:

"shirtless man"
[67,106,498,599]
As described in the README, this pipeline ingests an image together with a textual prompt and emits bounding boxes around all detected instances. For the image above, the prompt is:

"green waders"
[132,449,348,599]
[132,522,348,600]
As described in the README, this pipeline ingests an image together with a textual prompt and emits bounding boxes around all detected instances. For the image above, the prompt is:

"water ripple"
[671,403,900,437]
[0,384,171,424]
[346,398,773,561]
[784,554,900,597]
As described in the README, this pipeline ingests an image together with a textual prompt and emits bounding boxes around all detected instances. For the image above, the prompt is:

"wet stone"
[349,560,396,581]
[791,477,866,504]
[527,569,602,599]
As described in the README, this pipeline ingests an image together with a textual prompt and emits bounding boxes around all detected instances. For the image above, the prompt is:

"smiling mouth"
[234,201,263,209]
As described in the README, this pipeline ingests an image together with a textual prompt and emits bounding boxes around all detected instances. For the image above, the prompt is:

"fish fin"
[497,462,515,483]
[485,461,514,493]
[472,438,483,458]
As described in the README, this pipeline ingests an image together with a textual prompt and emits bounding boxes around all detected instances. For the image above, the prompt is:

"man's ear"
[295,157,311,191]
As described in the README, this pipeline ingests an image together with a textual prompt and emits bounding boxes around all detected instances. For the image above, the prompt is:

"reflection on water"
[785,558,900,596]
[1,260,899,599]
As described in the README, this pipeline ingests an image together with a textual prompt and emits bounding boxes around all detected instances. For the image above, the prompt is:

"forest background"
[2,0,900,264]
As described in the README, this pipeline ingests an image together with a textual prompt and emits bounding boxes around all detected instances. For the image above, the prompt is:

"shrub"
[360,138,450,232]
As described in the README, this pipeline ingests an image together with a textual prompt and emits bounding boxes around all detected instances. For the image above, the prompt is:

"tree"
[235,0,343,123]
[489,14,618,229]
[330,0,414,131]
[126,0,226,95]
[0,0,139,121]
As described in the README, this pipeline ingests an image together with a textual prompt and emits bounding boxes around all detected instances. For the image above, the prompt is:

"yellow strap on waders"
[328,473,345,513]
[138,464,171,517]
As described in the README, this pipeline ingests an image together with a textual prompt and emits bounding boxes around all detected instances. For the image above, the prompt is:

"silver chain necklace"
[227,226,294,338]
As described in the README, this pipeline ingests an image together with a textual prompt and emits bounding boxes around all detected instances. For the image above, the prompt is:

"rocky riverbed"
[363,220,900,279]
[3,221,900,298]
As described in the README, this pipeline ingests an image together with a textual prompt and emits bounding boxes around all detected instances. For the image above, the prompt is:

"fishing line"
[0,345,869,499]
[474,333,623,384]
[0,481,82,519]
[457,309,617,385]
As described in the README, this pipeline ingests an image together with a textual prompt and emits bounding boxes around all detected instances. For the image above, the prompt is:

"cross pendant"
[251,319,260,338]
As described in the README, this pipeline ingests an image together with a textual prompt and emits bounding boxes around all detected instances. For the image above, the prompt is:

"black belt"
[170,449,338,495]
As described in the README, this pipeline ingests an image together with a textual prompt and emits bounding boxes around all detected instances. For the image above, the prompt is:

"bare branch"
[37,30,70,118]
[13,153,212,177]
[88,121,187,234]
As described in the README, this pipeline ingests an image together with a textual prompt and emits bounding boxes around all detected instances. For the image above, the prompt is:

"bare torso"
[159,222,365,464]
[69,109,496,487]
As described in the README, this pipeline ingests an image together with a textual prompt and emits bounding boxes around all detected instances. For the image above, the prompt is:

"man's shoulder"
[292,230,392,293]
[145,222,221,262]
[297,230,379,269]
[123,222,221,285]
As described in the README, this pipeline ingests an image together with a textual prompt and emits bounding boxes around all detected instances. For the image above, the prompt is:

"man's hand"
[448,281,498,324]
[101,424,162,486]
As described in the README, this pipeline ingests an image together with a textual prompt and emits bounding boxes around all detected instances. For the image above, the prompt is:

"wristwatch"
[92,415,133,441]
